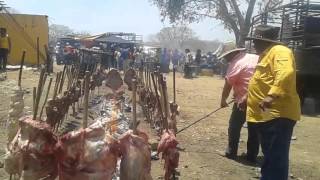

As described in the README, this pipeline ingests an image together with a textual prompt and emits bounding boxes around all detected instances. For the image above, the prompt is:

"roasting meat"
[105,69,123,92]
[56,125,119,180]
[4,116,58,180]
[46,89,80,129]
[169,102,179,134]
[92,70,106,88]
[124,68,136,91]
[119,130,152,180]
[158,129,179,180]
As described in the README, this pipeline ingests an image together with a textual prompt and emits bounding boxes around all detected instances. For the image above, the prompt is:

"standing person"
[114,49,121,69]
[195,49,201,65]
[184,49,193,78]
[246,25,300,180]
[218,48,260,162]
[160,48,170,73]
[0,28,11,72]
[134,48,143,69]
[128,47,135,68]
[195,49,202,75]
[172,49,180,69]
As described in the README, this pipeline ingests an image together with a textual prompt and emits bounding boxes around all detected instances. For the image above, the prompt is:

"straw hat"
[217,48,246,60]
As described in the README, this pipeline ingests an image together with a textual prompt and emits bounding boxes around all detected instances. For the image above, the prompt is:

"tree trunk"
[238,29,248,47]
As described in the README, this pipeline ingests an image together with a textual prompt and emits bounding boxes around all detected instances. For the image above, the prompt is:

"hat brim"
[245,37,283,44]
[218,48,246,60]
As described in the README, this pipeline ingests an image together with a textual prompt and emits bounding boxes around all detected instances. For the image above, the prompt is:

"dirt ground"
[0,68,319,180]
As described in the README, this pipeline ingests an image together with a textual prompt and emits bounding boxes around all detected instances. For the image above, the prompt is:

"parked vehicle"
[249,0,320,112]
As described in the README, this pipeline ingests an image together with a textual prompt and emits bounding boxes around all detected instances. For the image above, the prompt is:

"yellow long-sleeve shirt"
[247,44,301,123]
[0,36,9,49]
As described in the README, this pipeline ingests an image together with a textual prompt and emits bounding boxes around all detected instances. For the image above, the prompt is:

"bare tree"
[147,26,221,52]
[150,0,283,46]
[155,26,197,49]
[49,24,74,45]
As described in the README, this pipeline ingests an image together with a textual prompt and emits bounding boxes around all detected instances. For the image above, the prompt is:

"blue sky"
[5,0,234,41]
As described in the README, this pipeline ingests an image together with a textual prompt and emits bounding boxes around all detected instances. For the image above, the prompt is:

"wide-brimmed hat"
[246,24,282,44]
[218,48,246,60]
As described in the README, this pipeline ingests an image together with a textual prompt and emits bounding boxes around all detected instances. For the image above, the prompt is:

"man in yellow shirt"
[0,28,11,72]
[246,25,300,180]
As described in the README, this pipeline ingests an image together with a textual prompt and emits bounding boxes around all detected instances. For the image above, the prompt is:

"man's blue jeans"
[253,118,296,180]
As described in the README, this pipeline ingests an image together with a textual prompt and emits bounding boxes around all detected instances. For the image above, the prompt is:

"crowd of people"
[158,47,226,78]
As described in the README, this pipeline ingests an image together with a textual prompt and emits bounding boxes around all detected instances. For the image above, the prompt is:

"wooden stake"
[33,87,36,116]
[132,79,137,135]
[151,72,164,123]
[160,75,169,130]
[33,69,45,120]
[58,65,67,94]
[18,51,26,87]
[39,77,53,119]
[173,67,176,103]
[37,37,40,69]
[83,71,90,128]
[44,44,51,74]
[53,72,61,100]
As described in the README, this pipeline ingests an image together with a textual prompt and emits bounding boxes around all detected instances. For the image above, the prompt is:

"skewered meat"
[169,102,179,134]
[56,125,119,180]
[158,129,179,180]
[105,69,123,92]
[46,97,65,128]
[5,116,58,180]
[119,130,152,180]
[92,70,106,88]
[46,89,79,129]
[124,68,136,91]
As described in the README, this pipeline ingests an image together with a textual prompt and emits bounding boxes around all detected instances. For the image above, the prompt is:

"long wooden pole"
[44,45,50,74]
[36,37,40,69]
[83,71,90,128]
[53,72,61,100]
[132,79,137,135]
[33,87,36,116]
[39,77,53,119]
[151,72,164,123]
[58,65,67,94]
[160,75,169,130]
[173,67,176,103]
[18,51,26,87]
[33,69,45,120]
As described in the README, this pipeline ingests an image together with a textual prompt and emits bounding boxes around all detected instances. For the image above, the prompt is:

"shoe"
[240,153,257,163]
[216,150,236,160]
[246,156,257,164]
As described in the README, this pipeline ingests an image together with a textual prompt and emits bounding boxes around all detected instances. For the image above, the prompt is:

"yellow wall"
[0,13,48,65]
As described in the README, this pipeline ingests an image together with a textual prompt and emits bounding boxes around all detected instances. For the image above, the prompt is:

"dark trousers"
[252,118,295,180]
[226,104,259,159]
[184,63,192,78]
[0,48,8,70]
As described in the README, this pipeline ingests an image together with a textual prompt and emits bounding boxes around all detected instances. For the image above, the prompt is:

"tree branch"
[229,0,245,27]
[245,0,257,27]
[217,0,240,37]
